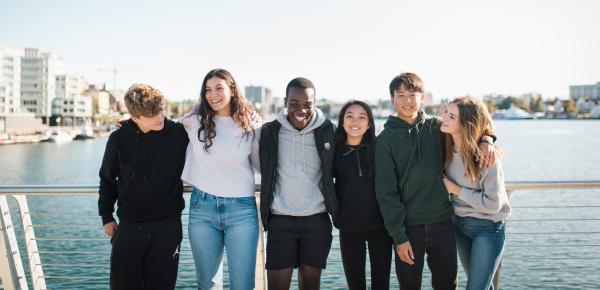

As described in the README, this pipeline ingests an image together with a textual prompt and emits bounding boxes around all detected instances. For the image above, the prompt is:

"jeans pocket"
[494,220,505,233]
[190,188,202,208]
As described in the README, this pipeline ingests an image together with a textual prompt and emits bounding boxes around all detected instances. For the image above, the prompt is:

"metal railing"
[0,181,599,289]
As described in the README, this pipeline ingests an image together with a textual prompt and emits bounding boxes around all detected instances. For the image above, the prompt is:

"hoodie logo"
[324,142,331,150]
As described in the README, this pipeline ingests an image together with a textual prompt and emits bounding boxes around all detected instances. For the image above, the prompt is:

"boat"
[45,130,73,143]
[493,104,535,120]
[74,127,95,140]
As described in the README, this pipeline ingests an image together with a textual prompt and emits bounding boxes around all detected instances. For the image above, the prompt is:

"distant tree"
[91,95,99,117]
[498,96,528,111]
[565,99,577,113]
[484,100,497,113]
[514,98,529,111]
[167,100,180,118]
[319,103,331,117]
[530,96,545,112]
[498,98,512,110]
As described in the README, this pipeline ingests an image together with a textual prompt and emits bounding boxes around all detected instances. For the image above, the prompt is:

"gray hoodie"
[271,108,328,216]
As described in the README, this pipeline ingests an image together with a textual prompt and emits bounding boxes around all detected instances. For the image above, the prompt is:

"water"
[1,120,599,289]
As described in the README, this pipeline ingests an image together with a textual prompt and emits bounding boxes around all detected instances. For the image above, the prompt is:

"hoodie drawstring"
[291,130,308,173]
[131,131,140,179]
[415,123,423,161]
[142,137,154,180]
[292,131,296,170]
[302,134,306,173]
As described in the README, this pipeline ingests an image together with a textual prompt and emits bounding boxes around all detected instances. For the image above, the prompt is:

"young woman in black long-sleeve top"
[333,100,393,290]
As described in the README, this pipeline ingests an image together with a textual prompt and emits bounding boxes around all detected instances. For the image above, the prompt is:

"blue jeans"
[188,187,259,290]
[453,216,506,290]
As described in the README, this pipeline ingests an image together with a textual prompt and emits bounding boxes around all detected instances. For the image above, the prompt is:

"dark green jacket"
[374,112,453,244]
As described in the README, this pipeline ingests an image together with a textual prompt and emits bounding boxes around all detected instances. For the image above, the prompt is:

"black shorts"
[266,212,333,270]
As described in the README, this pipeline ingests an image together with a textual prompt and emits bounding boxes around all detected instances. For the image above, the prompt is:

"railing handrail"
[0,181,599,290]
[1,180,599,195]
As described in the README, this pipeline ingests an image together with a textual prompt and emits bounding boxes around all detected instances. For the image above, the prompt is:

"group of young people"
[98,69,511,290]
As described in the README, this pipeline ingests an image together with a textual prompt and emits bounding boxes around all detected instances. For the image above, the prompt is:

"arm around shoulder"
[250,125,261,171]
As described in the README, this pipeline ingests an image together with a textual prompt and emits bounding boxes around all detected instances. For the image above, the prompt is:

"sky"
[2,0,599,102]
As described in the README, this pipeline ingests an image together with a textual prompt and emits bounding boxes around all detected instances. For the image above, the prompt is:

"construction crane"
[97,65,156,90]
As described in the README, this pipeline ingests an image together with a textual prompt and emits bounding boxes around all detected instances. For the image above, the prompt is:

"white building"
[570,82,600,102]
[575,97,594,113]
[245,85,273,117]
[51,74,92,126]
[97,90,112,115]
[1,46,93,131]
[20,48,67,124]
[591,103,600,119]
[424,91,433,106]
[109,89,127,113]
[0,46,45,133]
[0,46,24,116]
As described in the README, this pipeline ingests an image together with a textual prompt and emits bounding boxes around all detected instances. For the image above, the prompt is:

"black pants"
[110,218,182,290]
[395,218,457,290]
[340,228,393,290]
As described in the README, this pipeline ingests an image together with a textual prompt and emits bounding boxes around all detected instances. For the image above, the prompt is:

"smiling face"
[204,77,232,116]
[342,104,370,145]
[441,102,461,135]
[393,84,424,124]
[285,86,315,130]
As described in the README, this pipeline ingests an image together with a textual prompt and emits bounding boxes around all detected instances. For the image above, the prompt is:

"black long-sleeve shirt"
[98,118,189,225]
[333,143,386,232]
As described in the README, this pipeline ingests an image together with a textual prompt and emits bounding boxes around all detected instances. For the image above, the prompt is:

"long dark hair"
[194,68,254,151]
[334,100,376,176]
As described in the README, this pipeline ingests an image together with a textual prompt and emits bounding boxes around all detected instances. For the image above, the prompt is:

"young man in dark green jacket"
[375,73,494,290]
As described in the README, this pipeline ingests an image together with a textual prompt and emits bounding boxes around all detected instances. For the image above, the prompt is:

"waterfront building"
[0,46,44,133]
[245,85,273,117]
[82,85,112,115]
[424,91,433,106]
[570,82,600,102]
[591,103,600,118]
[51,74,92,126]
[0,46,24,117]
[20,48,67,125]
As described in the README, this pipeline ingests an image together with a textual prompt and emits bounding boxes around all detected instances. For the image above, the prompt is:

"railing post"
[14,195,47,290]
[0,195,28,290]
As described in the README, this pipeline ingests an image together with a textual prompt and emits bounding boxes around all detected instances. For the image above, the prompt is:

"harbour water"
[1,119,599,289]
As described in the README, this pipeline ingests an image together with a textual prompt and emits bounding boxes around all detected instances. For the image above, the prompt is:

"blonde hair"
[124,84,165,118]
[443,96,501,182]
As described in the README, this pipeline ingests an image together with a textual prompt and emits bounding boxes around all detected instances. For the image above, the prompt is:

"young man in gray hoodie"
[259,77,339,290]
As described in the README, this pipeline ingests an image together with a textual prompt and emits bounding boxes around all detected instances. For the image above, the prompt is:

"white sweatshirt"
[181,114,260,198]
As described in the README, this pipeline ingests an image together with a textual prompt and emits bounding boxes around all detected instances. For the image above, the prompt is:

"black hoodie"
[98,118,189,225]
[333,143,385,232]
